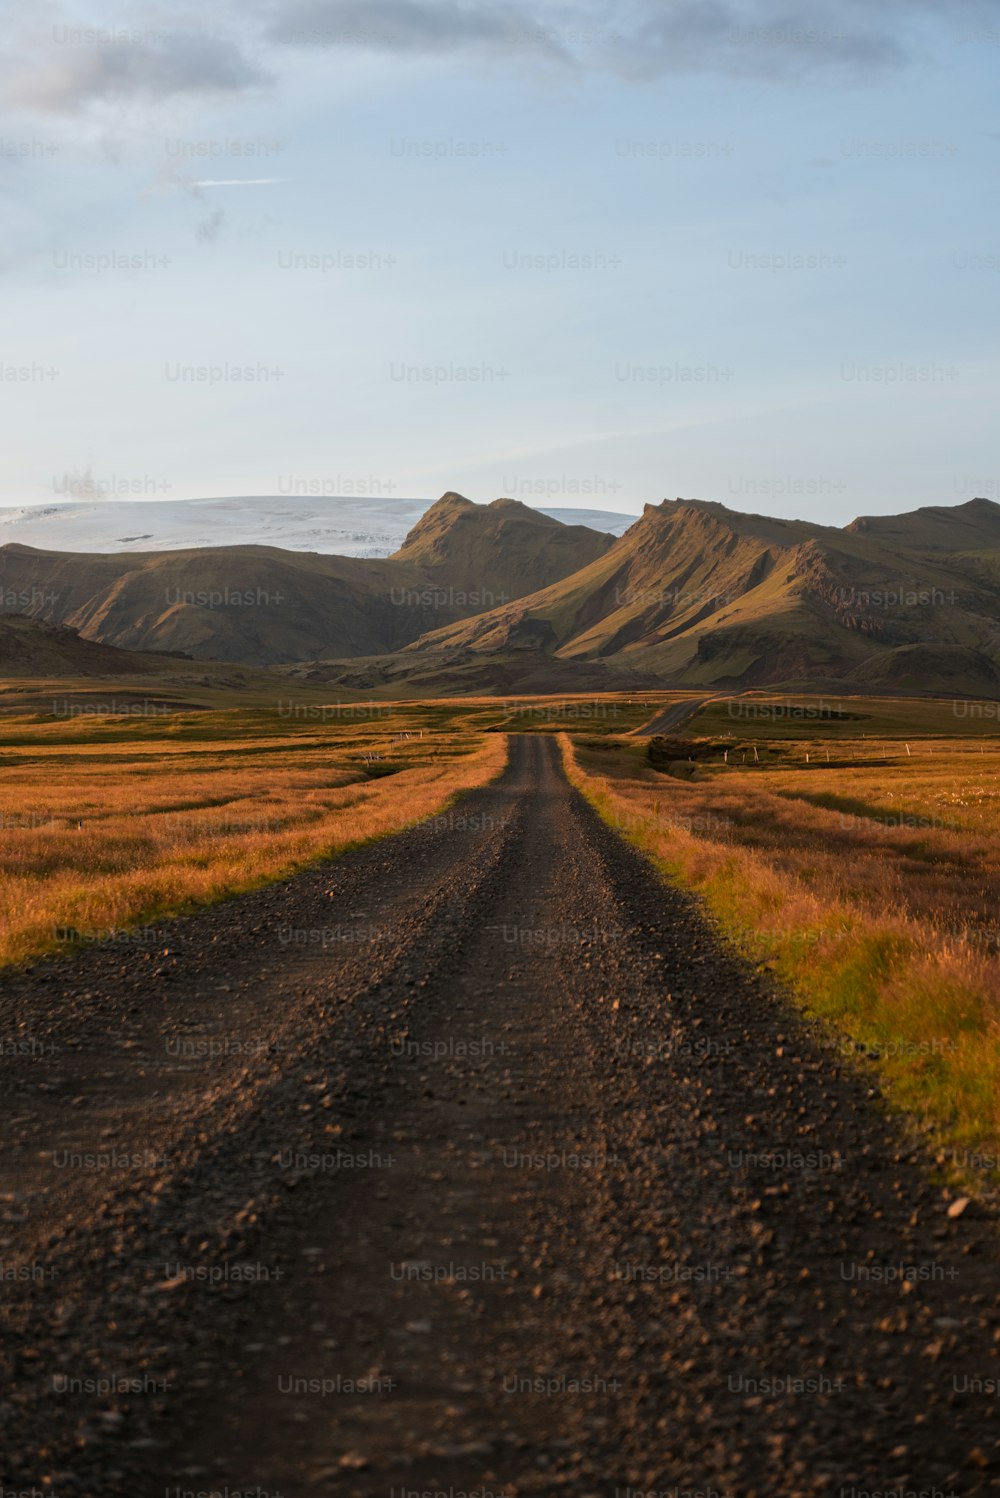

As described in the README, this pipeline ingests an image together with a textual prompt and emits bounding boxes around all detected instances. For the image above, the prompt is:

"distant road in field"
[0,736,997,1494]
[632,692,728,735]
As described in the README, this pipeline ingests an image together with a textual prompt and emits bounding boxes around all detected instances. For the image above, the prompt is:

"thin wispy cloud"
[266,0,999,80]
[191,177,284,186]
[265,0,567,60]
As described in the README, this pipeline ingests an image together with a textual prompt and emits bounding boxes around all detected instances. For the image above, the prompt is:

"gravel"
[0,734,997,1495]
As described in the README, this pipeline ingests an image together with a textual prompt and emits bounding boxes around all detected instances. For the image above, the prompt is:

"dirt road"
[632,695,724,736]
[1,735,997,1495]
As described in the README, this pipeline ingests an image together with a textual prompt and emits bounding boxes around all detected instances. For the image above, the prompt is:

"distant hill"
[846,496,1000,551]
[0,615,168,677]
[0,495,612,668]
[392,493,615,601]
[403,496,1000,693]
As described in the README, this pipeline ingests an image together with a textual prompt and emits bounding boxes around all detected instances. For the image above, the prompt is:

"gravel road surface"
[632,697,723,736]
[0,734,997,1496]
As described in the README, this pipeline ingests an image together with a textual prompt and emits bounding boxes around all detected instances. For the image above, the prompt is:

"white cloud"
[191,176,283,185]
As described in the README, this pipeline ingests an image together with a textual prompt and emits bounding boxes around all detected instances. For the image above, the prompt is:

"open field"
[691,690,1000,740]
[562,707,1000,1176]
[0,699,508,968]
[0,687,691,970]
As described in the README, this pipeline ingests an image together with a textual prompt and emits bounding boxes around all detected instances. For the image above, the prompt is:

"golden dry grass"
[639,750,1000,945]
[0,714,507,967]
[561,732,1000,1177]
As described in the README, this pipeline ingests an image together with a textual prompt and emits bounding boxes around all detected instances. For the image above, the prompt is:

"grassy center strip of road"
[559,731,1000,1183]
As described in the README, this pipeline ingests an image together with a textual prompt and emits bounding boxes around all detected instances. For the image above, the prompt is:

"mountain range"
[2,492,1000,696]
[0,496,613,668]
[402,495,1000,694]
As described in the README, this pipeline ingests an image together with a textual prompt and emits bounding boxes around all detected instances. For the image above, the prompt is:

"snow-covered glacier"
[0,496,638,557]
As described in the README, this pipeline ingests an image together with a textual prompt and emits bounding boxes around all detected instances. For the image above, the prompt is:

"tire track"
[0,735,997,1496]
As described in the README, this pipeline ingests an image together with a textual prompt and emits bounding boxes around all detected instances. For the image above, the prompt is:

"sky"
[0,0,997,525]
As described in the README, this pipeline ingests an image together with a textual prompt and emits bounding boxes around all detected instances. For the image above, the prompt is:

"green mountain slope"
[404,497,1000,691]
